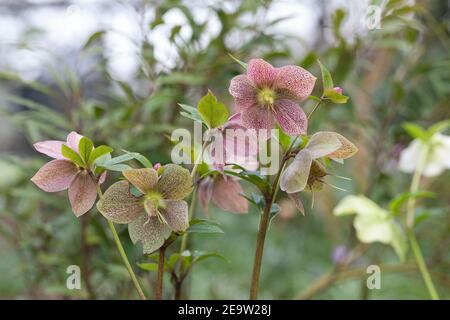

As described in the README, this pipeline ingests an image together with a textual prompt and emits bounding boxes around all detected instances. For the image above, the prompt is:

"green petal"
[280,150,312,193]
[123,168,158,194]
[128,213,172,254]
[157,164,193,200]
[160,200,189,232]
[97,181,144,224]
[333,195,385,217]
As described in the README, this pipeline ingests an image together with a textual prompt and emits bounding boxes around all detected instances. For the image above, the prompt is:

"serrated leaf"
[61,144,85,167]
[197,90,229,128]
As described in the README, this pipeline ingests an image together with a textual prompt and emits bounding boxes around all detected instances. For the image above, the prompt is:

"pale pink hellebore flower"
[198,174,248,214]
[209,113,259,170]
[31,131,105,217]
[229,58,316,135]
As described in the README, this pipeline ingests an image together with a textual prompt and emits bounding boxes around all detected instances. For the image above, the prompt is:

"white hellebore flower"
[333,195,407,261]
[399,133,450,177]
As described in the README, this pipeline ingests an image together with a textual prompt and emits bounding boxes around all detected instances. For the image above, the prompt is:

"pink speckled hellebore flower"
[209,113,259,171]
[229,58,316,135]
[31,131,105,217]
[198,174,248,214]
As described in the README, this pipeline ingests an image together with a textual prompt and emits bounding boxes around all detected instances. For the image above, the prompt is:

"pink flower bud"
[333,86,343,95]
[153,163,161,170]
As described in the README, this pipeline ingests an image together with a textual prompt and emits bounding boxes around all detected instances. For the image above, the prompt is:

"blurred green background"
[0,0,449,299]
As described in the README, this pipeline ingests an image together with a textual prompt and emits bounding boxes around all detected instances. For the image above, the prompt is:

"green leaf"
[121,150,153,168]
[136,262,158,272]
[78,137,94,165]
[83,30,105,50]
[89,145,113,165]
[225,169,271,197]
[389,191,435,216]
[192,251,228,265]
[228,53,248,69]
[323,88,349,104]
[317,60,333,90]
[61,144,85,167]
[428,120,450,135]
[197,90,229,128]
[178,103,204,123]
[403,123,428,140]
[274,124,291,151]
[188,219,224,234]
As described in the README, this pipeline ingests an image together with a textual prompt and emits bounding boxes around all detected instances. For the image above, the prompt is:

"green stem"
[405,146,440,300]
[155,247,166,300]
[307,96,324,120]
[97,186,147,300]
[249,135,299,300]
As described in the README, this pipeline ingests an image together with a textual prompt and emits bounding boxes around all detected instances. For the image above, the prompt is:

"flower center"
[257,88,276,109]
[143,191,167,225]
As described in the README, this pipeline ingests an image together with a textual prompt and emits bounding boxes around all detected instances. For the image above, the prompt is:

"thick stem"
[97,186,147,300]
[155,247,166,300]
[405,146,440,300]
[80,215,95,299]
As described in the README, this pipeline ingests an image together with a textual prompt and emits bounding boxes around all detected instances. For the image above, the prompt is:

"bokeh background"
[0,0,449,299]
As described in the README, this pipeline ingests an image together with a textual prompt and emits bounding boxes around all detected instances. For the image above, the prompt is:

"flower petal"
[273,99,308,136]
[288,192,305,215]
[161,200,189,231]
[247,58,277,88]
[234,98,256,112]
[280,149,312,193]
[241,105,275,132]
[97,181,144,224]
[229,75,256,99]
[398,139,422,174]
[305,131,342,159]
[123,168,158,194]
[327,133,358,159]
[66,131,83,153]
[198,177,214,214]
[31,160,78,192]
[68,171,98,217]
[128,214,172,254]
[33,140,65,159]
[157,164,193,200]
[274,65,316,101]
[211,176,248,213]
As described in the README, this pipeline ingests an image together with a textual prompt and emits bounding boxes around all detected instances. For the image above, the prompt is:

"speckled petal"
[198,177,214,214]
[273,99,308,136]
[234,98,256,112]
[123,168,158,194]
[68,171,98,217]
[160,200,189,231]
[97,181,144,224]
[241,105,275,131]
[66,131,83,153]
[274,65,316,101]
[31,159,78,192]
[128,214,172,254]
[157,164,193,200]
[327,133,359,159]
[33,140,65,159]
[229,75,256,98]
[247,58,277,88]
[211,176,248,213]
[280,149,312,193]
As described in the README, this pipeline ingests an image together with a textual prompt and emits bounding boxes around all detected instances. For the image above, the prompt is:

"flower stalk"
[155,246,166,300]
[97,186,147,300]
[405,146,440,300]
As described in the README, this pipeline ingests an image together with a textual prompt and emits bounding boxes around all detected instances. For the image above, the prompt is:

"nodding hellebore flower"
[209,113,259,171]
[31,131,106,216]
[229,58,316,135]
[97,164,193,254]
[399,132,450,177]
[280,131,358,195]
[198,174,248,214]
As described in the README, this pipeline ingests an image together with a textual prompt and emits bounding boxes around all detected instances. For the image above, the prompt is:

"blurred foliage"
[0,0,449,299]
